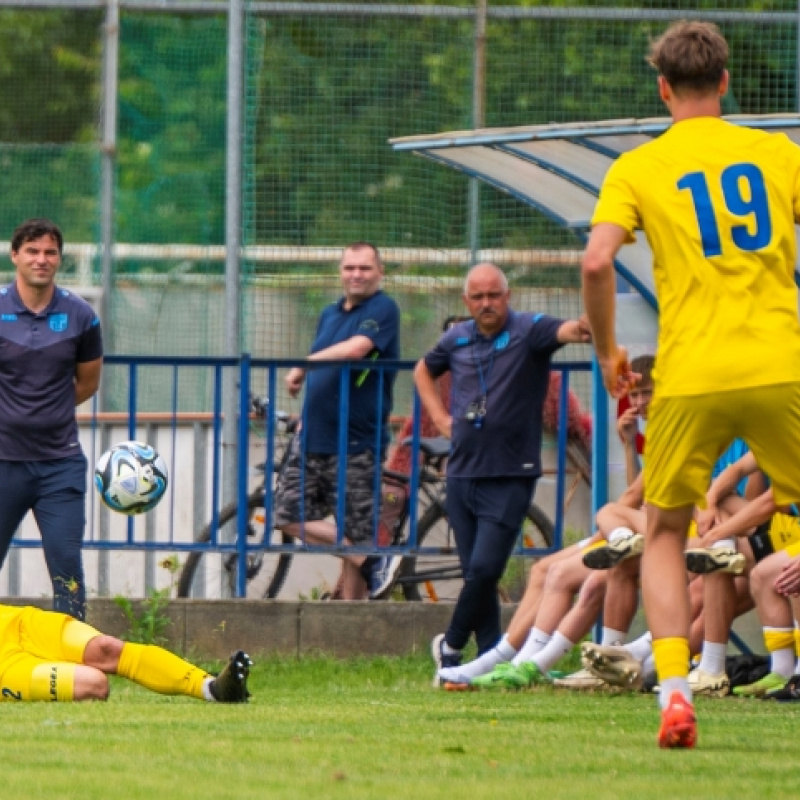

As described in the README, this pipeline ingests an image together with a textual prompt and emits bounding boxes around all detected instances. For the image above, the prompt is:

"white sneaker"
[685,546,745,576]
[581,642,642,689]
[687,667,730,698]
[553,668,607,690]
[582,533,644,570]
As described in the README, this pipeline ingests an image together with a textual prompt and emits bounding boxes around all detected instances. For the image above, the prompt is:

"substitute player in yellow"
[0,603,251,703]
[581,20,800,749]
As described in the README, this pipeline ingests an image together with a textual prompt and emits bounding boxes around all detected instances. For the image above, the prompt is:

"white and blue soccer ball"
[94,441,168,515]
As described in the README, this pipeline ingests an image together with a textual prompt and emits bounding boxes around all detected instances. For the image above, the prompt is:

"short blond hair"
[648,20,728,95]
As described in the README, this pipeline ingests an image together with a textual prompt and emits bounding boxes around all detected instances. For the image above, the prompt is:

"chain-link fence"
[1,1,799,411]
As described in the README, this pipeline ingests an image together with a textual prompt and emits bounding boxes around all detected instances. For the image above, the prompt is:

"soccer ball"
[94,441,169,515]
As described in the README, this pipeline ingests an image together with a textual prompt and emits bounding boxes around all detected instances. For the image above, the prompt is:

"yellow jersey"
[593,116,800,396]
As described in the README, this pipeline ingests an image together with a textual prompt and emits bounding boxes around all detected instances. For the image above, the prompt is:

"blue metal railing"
[10,354,596,597]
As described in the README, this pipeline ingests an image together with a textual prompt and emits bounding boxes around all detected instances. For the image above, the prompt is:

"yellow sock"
[764,627,795,655]
[652,637,690,681]
[794,626,800,656]
[117,643,208,699]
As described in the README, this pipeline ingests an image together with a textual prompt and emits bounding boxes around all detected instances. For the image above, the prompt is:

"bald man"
[414,263,591,686]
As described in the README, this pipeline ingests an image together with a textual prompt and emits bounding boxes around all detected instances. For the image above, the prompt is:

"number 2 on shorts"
[678,163,772,258]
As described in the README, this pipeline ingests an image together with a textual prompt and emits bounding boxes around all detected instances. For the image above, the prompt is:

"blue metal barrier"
[10,354,594,598]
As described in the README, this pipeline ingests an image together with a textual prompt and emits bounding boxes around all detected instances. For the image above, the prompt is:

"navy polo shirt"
[303,289,400,455]
[423,310,564,478]
[0,283,103,460]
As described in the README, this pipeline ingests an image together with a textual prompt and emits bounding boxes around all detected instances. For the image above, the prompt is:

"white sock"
[531,631,575,673]
[625,632,653,663]
[608,526,634,543]
[697,641,727,676]
[512,627,551,665]
[642,654,656,677]
[443,636,517,680]
[602,627,627,646]
[712,537,735,551]
[659,677,691,709]
[202,678,216,702]
[770,648,796,678]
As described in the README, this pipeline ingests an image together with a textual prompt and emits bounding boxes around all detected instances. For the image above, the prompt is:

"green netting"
[1,1,800,411]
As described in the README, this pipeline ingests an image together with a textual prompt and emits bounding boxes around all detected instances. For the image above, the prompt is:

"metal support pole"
[223,0,245,526]
[468,0,487,263]
[100,0,119,363]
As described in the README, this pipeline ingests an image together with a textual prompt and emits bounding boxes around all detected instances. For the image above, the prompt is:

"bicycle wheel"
[397,502,554,603]
[176,492,293,599]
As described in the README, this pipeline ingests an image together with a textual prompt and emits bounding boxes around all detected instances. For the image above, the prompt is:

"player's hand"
[695,506,718,537]
[616,406,638,444]
[774,557,800,597]
[599,347,640,399]
[576,314,593,342]
[285,368,305,398]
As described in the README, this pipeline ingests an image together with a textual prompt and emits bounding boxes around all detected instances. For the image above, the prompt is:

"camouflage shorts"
[273,437,379,544]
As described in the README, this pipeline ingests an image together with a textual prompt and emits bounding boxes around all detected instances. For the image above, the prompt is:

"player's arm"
[701,452,759,528]
[75,357,102,405]
[285,334,377,397]
[699,487,777,546]
[581,223,637,397]
[617,406,640,485]
[413,359,451,439]
[555,314,592,344]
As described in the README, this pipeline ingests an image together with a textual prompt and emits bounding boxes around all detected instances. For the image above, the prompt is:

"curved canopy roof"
[390,114,800,310]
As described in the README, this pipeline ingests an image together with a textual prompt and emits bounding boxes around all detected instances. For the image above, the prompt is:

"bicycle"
[176,410,556,600]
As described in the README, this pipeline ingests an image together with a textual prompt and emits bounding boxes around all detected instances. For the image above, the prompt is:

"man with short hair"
[414,262,590,685]
[0,218,103,621]
[275,242,401,599]
[582,20,800,748]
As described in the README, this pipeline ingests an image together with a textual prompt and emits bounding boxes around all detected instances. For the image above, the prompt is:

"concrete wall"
[7,598,765,662]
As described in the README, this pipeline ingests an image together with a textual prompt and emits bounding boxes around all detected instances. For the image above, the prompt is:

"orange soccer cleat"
[658,691,697,749]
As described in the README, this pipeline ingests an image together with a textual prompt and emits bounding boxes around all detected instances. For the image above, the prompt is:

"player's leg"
[32,455,89,620]
[583,504,646,569]
[735,548,796,696]
[83,635,252,703]
[439,541,586,687]
[0,653,107,702]
[473,570,608,691]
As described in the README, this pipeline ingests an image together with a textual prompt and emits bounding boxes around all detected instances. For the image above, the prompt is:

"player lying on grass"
[0,603,251,703]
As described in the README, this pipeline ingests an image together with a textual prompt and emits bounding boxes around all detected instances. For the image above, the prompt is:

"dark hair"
[648,21,728,95]
[630,354,656,387]
[11,218,64,255]
[342,241,382,266]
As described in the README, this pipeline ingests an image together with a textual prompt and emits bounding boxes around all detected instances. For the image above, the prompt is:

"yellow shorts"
[644,383,800,509]
[0,606,101,702]
[786,540,800,559]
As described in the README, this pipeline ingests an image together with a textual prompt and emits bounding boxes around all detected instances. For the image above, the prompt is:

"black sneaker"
[209,650,253,703]
[368,555,404,600]
[762,674,800,702]
[431,633,462,688]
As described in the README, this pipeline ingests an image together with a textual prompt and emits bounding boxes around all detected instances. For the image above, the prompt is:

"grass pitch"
[1,653,799,800]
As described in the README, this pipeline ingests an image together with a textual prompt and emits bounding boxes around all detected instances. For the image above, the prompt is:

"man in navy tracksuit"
[415,262,591,686]
[0,218,103,620]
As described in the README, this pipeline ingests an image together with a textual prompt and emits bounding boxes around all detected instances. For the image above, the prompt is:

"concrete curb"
[7,598,765,661]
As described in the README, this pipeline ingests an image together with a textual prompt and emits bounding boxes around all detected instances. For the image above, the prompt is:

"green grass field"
[1,653,799,800]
